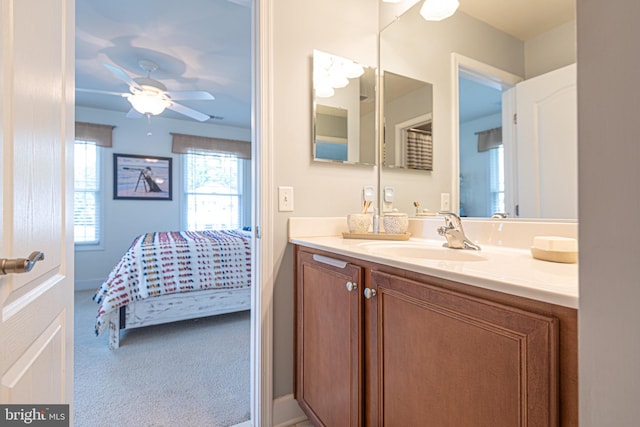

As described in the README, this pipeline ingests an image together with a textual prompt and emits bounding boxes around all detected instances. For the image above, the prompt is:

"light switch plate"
[278,186,294,212]
[440,193,450,211]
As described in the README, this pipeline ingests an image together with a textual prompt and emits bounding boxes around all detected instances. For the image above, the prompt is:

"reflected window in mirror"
[312,50,376,166]
[382,71,433,171]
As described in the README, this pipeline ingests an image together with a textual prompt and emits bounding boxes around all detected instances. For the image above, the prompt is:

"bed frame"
[106,287,251,350]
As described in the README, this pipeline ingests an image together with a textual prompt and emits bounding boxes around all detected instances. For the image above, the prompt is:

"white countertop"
[289,217,579,309]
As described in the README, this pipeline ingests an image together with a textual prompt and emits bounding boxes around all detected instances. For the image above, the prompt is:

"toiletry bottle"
[373,208,380,233]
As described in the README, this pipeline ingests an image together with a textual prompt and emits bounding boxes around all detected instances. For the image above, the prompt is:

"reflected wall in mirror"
[383,72,433,171]
[378,1,576,219]
[313,49,376,165]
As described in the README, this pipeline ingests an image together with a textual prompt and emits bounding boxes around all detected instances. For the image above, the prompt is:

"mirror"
[379,1,576,219]
[313,49,376,165]
[383,72,433,171]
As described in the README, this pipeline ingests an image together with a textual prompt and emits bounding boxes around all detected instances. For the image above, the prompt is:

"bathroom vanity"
[291,217,578,426]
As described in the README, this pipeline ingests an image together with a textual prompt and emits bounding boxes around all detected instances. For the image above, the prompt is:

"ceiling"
[75,0,252,128]
[75,0,575,129]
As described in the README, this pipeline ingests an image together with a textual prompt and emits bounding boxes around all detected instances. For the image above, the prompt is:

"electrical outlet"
[384,186,394,203]
[440,193,451,211]
[363,185,374,203]
[278,186,294,212]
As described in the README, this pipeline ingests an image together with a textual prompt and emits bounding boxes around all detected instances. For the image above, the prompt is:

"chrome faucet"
[437,212,481,250]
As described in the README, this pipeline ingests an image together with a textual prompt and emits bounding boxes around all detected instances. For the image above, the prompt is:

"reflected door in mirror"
[383,71,434,170]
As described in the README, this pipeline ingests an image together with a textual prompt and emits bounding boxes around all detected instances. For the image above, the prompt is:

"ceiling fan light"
[127,92,171,115]
[420,0,459,21]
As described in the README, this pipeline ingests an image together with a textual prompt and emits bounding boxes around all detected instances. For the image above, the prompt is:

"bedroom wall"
[74,106,251,291]
[271,0,379,397]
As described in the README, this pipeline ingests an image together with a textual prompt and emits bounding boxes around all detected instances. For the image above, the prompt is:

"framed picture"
[113,153,172,200]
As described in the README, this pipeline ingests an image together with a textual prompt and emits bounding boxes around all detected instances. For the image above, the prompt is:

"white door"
[509,63,577,218]
[0,0,74,412]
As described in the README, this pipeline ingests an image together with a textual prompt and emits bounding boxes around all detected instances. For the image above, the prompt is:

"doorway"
[451,54,522,218]
[73,0,259,426]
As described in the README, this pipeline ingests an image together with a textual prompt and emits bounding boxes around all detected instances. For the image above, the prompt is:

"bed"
[93,229,252,350]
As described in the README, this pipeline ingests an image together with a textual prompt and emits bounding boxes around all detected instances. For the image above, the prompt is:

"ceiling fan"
[78,59,215,122]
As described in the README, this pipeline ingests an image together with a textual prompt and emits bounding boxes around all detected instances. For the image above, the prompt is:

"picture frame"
[113,153,173,200]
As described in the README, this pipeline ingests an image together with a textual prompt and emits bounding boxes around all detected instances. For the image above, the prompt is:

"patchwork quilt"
[93,229,252,335]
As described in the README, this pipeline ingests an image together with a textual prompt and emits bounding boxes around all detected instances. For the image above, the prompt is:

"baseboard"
[272,394,307,427]
[75,278,103,292]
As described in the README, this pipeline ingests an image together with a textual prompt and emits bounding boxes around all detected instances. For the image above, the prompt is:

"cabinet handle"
[312,254,348,269]
[364,288,377,299]
[346,281,357,292]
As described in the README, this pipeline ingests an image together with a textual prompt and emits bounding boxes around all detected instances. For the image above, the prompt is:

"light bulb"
[315,84,335,98]
[420,0,459,21]
[127,92,171,115]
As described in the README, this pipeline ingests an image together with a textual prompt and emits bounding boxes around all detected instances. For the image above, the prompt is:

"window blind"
[74,141,101,244]
[75,122,115,147]
[171,132,251,159]
[476,127,502,152]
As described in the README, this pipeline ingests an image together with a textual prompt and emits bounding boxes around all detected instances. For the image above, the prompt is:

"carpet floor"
[73,290,251,427]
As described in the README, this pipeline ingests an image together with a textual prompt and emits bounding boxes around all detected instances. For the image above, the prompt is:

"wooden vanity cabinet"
[295,250,364,426]
[368,270,559,427]
[295,246,577,426]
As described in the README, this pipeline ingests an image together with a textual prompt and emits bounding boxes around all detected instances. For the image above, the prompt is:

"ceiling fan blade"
[167,102,210,122]
[227,0,251,7]
[103,63,141,91]
[126,108,144,119]
[76,88,127,97]
[165,90,215,101]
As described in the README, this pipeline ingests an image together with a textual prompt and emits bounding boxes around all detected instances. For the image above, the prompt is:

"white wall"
[578,1,640,425]
[525,20,576,79]
[74,106,250,291]
[272,0,379,397]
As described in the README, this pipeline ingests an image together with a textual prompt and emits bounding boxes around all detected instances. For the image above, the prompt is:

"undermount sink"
[357,241,487,262]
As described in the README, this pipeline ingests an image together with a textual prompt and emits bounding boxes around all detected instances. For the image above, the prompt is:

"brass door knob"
[1,251,45,275]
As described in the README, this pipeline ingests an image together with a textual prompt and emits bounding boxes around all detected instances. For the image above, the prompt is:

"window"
[74,140,101,245]
[489,145,505,215]
[184,152,246,230]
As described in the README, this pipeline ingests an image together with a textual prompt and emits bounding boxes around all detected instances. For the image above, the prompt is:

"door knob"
[346,281,357,292]
[1,251,45,275]
[364,288,377,299]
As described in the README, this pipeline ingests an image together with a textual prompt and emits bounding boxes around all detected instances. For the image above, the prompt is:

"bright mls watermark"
[0,405,68,426]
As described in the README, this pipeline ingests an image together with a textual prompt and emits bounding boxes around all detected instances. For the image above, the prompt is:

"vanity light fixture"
[420,0,459,21]
[313,50,365,98]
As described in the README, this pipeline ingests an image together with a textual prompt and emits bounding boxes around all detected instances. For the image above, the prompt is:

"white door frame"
[450,53,522,216]
[252,0,274,425]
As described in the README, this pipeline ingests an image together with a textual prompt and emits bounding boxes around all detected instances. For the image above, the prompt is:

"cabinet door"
[369,271,559,427]
[296,251,363,427]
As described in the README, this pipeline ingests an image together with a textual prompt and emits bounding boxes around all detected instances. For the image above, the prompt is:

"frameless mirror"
[313,49,376,165]
[383,72,433,171]
[378,1,576,219]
